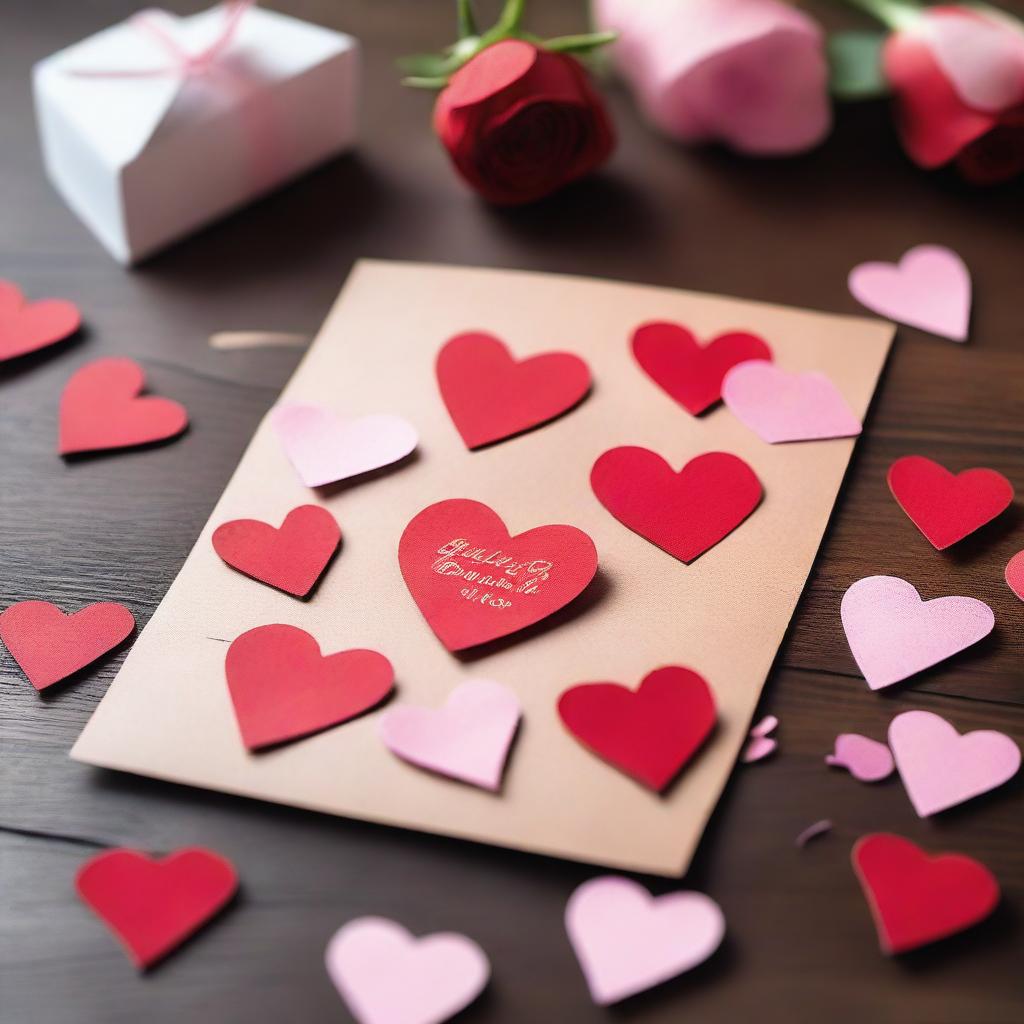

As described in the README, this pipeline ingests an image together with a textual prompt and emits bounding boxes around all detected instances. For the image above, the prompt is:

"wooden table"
[3,2,1022,1021]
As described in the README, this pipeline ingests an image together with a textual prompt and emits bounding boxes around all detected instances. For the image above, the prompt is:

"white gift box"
[33,4,359,264]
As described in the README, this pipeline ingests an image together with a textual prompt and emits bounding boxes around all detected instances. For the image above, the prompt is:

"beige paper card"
[72,260,893,876]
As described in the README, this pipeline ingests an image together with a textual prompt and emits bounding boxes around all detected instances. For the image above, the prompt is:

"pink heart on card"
[565,876,725,1005]
[271,402,417,488]
[848,245,971,342]
[325,917,489,1024]
[378,679,521,791]
[722,361,861,443]
[889,710,1020,817]
[840,576,994,691]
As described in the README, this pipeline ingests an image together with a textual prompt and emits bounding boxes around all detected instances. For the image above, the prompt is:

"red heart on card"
[225,624,393,750]
[887,456,1013,550]
[76,848,237,969]
[852,833,999,954]
[59,357,189,455]
[558,666,716,791]
[0,600,135,691]
[436,331,591,449]
[0,279,81,362]
[212,505,341,597]
[399,499,598,651]
[631,321,772,415]
[591,448,762,563]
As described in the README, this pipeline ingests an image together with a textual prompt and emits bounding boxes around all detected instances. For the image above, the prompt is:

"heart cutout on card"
[591,448,761,563]
[558,666,716,791]
[888,455,1014,550]
[631,321,772,415]
[0,600,135,691]
[852,833,999,954]
[225,624,394,750]
[398,499,598,652]
[379,679,521,791]
[212,504,341,597]
[0,279,81,362]
[565,876,725,1005]
[59,358,188,455]
[436,331,591,449]
[840,576,993,690]
[888,710,1020,817]
[272,402,418,488]
[325,917,490,1024]
[76,848,237,968]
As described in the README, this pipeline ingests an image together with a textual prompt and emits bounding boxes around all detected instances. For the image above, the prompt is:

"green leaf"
[541,30,617,54]
[828,30,889,100]
[401,75,452,90]
[396,52,455,77]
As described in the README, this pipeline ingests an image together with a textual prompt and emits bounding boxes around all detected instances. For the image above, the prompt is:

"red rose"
[433,39,615,205]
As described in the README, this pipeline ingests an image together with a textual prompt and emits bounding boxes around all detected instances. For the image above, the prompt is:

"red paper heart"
[436,331,591,449]
[399,499,598,651]
[590,448,762,563]
[888,455,1014,550]
[76,847,237,968]
[631,321,772,415]
[0,279,81,362]
[212,504,341,597]
[558,666,716,791]
[59,357,189,455]
[0,600,135,691]
[225,624,393,750]
[852,833,999,954]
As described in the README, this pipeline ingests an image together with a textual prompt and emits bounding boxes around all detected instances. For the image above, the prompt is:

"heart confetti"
[888,455,1014,550]
[826,734,894,782]
[848,245,972,342]
[722,361,862,443]
[590,448,761,563]
[889,710,1020,817]
[558,666,716,791]
[59,358,188,455]
[212,504,341,597]
[0,279,81,362]
[271,402,418,488]
[1006,550,1024,601]
[742,714,779,763]
[378,679,521,791]
[436,331,591,448]
[630,320,772,416]
[325,916,489,1024]
[0,600,135,691]
[852,833,999,954]
[565,876,725,1005]
[398,499,598,652]
[840,576,994,690]
[795,820,833,848]
[225,624,394,750]
[76,847,237,969]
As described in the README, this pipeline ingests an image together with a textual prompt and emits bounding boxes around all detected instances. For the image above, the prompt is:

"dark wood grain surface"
[2,2,1022,1022]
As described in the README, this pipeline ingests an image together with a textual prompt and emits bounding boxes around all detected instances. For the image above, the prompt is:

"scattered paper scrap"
[0,279,81,362]
[750,714,778,737]
[851,833,999,954]
[565,876,725,1005]
[848,245,971,342]
[0,600,135,691]
[558,666,716,792]
[742,714,779,763]
[826,734,894,782]
[209,330,308,350]
[325,917,489,1024]
[795,820,833,847]
[1006,550,1024,601]
[840,576,994,690]
[76,847,237,969]
[888,709,1021,817]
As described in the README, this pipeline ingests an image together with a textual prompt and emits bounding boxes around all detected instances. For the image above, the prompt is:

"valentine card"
[72,261,892,876]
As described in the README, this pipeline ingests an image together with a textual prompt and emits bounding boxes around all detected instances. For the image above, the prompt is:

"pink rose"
[594,0,831,155]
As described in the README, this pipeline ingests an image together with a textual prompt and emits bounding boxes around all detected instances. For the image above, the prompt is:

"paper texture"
[72,260,893,876]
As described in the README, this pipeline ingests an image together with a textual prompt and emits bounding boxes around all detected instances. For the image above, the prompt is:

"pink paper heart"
[325,917,489,1024]
[841,576,994,691]
[378,679,521,791]
[565,876,725,1005]
[271,402,417,488]
[848,245,971,342]
[722,361,861,443]
[1006,550,1024,601]
[826,734,894,782]
[742,735,777,763]
[889,710,1020,817]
